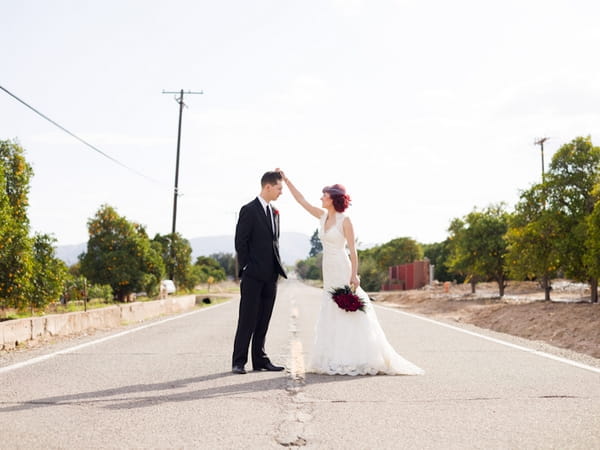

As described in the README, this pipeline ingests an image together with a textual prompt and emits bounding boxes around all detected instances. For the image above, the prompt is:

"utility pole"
[534,137,549,182]
[534,136,551,300]
[162,89,203,279]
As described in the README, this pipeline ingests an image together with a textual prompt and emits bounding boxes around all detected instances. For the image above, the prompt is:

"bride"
[279,170,424,376]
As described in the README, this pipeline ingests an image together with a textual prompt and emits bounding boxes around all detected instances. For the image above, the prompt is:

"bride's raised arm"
[278,170,323,219]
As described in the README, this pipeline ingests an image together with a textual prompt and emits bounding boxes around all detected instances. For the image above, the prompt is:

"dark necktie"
[266,205,274,236]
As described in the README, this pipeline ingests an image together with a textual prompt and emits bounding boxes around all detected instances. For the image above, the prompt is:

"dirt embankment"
[371,280,600,359]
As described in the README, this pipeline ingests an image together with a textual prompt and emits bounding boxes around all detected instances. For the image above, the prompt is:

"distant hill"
[55,243,87,266]
[190,232,311,265]
[56,232,311,267]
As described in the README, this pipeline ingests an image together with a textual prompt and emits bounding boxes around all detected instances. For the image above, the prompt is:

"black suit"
[232,197,287,369]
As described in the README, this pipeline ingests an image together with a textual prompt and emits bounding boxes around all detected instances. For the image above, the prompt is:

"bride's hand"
[350,275,360,289]
[275,168,288,182]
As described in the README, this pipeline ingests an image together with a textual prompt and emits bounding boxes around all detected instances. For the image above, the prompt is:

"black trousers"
[232,274,278,368]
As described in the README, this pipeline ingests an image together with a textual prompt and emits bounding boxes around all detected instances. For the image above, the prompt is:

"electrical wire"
[0,84,163,185]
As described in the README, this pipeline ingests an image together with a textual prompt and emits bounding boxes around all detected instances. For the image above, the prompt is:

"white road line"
[376,304,600,375]
[0,301,230,375]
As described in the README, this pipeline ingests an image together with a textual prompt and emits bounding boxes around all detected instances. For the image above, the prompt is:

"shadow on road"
[0,370,357,412]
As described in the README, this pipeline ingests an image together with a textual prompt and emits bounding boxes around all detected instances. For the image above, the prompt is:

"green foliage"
[351,237,422,292]
[0,139,33,223]
[505,184,560,283]
[209,252,236,278]
[309,229,323,257]
[88,283,113,302]
[358,237,423,273]
[68,261,82,277]
[423,240,460,282]
[358,255,386,291]
[447,204,511,296]
[547,136,600,217]
[295,254,322,280]
[30,233,68,308]
[0,139,34,309]
[584,188,600,284]
[194,256,227,284]
[80,205,165,301]
[62,275,88,302]
[545,136,600,282]
[506,136,600,301]
[153,233,193,288]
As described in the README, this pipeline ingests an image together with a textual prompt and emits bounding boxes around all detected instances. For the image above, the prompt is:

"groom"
[232,171,287,374]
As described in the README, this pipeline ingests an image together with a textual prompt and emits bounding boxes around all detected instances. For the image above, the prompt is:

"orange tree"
[505,184,560,301]
[31,233,68,308]
[446,204,511,297]
[152,232,194,290]
[0,140,34,310]
[80,205,164,301]
[584,183,600,303]
[545,136,600,301]
[194,256,226,283]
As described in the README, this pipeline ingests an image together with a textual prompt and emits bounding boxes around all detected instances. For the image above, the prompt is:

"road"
[1,278,599,449]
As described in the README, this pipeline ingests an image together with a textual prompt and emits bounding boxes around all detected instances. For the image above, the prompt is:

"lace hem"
[308,363,424,376]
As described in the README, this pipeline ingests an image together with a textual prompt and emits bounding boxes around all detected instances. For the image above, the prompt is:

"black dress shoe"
[232,365,247,374]
[254,362,284,372]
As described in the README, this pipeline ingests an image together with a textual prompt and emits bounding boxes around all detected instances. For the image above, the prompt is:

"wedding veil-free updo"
[323,184,351,212]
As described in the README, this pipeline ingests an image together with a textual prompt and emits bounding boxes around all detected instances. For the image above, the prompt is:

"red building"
[383,260,430,291]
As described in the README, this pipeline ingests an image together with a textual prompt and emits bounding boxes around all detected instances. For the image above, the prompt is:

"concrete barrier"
[0,294,198,351]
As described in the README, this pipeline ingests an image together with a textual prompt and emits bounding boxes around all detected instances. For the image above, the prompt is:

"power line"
[0,84,162,184]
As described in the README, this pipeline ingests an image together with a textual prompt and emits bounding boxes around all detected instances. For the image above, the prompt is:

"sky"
[2,0,600,250]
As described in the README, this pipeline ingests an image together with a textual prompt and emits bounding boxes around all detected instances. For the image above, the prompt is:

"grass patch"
[0,281,239,322]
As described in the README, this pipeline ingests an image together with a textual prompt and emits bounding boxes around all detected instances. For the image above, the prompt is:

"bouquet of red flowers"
[329,285,365,312]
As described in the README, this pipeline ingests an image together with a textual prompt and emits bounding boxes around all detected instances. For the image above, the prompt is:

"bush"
[359,256,387,291]
[88,284,113,302]
[295,254,322,280]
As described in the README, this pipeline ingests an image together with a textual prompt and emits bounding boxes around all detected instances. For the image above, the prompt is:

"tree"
[356,237,422,292]
[358,255,387,291]
[62,275,88,303]
[80,205,165,301]
[447,204,511,297]
[0,140,34,310]
[505,184,560,301]
[295,254,322,280]
[194,256,226,283]
[423,240,461,282]
[209,252,236,278]
[584,185,600,303]
[545,136,600,301]
[153,233,193,288]
[30,233,68,308]
[359,237,423,272]
[309,229,322,257]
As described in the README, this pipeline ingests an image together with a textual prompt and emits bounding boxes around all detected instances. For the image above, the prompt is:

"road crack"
[274,294,312,447]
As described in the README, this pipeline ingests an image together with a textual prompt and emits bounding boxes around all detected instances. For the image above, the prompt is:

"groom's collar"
[257,195,269,210]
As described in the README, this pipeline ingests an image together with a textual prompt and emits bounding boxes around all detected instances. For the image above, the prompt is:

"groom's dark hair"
[261,171,283,187]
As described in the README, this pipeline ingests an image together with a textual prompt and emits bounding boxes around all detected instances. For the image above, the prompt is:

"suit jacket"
[235,198,287,281]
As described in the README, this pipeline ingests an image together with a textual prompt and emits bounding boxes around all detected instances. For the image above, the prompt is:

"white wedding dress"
[308,212,424,376]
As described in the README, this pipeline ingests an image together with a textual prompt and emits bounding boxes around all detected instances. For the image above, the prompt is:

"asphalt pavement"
[1,278,599,449]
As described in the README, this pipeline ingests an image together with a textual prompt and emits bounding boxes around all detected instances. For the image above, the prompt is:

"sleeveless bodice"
[319,212,351,290]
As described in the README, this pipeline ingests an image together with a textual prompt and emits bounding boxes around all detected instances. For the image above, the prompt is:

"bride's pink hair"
[323,184,351,212]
